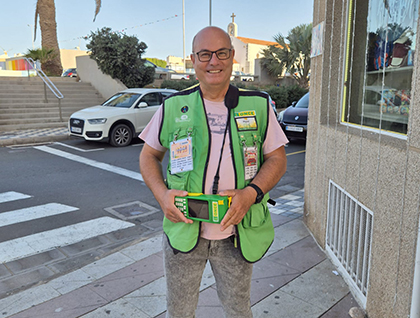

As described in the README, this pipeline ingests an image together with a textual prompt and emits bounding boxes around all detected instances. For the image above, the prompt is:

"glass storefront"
[343,0,419,135]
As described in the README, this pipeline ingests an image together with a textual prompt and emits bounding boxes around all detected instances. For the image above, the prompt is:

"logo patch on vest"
[234,110,258,131]
[181,106,189,113]
[175,115,190,123]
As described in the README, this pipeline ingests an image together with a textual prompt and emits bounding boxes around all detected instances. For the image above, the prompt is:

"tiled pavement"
[0,189,359,318]
[0,128,69,147]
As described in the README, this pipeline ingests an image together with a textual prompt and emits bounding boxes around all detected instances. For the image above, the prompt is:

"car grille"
[283,114,307,125]
[69,118,84,135]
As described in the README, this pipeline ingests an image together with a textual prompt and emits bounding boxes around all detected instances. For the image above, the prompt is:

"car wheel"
[109,124,132,147]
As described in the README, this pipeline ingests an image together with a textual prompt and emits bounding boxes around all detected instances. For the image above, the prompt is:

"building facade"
[227,15,278,75]
[307,0,420,317]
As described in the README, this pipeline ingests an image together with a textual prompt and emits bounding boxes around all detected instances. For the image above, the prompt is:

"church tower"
[227,13,237,37]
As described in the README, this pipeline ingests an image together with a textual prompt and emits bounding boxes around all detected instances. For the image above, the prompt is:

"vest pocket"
[167,171,190,190]
[241,201,269,228]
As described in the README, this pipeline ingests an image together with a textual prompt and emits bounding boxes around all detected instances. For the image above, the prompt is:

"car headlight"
[278,110,285,123]
[88,118,107,124]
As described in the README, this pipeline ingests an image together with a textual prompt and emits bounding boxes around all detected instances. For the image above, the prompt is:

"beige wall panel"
[320,0,345,127]
[304,119,324,243]
[389,150,420,317]
[342,135,363,197]
[356,137,381,208]
[408,15,420,148]
[366,144,408,317]
[329,130,347,187]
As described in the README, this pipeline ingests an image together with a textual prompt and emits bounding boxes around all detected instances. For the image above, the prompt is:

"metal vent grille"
[326,180,373,305]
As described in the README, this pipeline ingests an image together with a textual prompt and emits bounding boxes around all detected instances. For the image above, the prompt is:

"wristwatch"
[248,183,264,204]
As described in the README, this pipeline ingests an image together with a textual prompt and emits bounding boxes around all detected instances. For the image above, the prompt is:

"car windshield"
[295,93,310,108]
[103,93,140,108]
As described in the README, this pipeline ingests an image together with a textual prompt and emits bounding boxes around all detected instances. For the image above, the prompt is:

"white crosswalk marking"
[0,203,79,227]
[0,191,31,204]
[34,145,144,182]
[0,217,135,264]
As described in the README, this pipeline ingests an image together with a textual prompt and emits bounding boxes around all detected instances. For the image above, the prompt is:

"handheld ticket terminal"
[174,194,231,224]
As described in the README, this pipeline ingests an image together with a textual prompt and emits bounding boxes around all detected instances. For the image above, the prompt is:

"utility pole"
[209,0,212,25]
[182,0,186,72]
[28,24,35,49]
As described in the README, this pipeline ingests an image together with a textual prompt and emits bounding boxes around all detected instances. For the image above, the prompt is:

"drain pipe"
[410,222,420,318]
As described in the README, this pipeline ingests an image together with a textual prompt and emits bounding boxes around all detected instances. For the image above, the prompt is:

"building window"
[343,0,419,135]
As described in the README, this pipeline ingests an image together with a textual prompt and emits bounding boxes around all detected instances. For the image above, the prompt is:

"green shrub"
[285,85,308,105]
[262,85,308,109]
[264,86,289,108]
[161,79,199,91]
[86,27,154,88]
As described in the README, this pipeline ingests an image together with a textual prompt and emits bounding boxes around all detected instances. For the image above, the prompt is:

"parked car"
[278,92,309,141]
[261,91,278,117]
[62,68,77,77]
[230,71,254,81]
[169,72,190,80]
[69,88,177,147]
[144,60,178,79]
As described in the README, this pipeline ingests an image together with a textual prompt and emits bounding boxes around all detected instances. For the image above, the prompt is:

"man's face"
[191,28,234,89]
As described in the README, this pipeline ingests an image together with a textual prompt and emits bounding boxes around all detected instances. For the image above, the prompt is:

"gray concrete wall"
[306,0,420,317]
[76,55,126,100]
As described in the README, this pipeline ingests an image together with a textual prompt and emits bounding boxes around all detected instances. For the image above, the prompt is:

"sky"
[1,0,314,61]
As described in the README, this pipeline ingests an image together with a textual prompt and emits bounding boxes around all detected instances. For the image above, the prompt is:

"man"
[139,26,288,318]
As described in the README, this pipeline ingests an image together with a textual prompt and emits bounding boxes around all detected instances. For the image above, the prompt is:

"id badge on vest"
[244,145,258,180]
[170,137,193,174]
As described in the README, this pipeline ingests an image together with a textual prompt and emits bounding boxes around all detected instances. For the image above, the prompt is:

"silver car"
[69,88,177,147]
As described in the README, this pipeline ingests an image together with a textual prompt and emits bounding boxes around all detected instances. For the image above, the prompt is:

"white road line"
[0,191,31,204]
[34,145,144,182]
[0,203,79,228]
[0,217,135,264]
[55,142,105,152]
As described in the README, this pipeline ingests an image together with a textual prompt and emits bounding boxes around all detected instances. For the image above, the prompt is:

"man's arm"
[139,143,192,224]
[219,145,287,231]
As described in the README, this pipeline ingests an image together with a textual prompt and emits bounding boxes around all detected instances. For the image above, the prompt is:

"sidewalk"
[0,189,359,318]
[0,127,69,147]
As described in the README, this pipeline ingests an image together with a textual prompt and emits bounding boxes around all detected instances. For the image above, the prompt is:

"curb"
[0,134,71,147]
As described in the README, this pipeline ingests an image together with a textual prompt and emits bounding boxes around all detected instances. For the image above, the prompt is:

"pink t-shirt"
[139,97,288,240]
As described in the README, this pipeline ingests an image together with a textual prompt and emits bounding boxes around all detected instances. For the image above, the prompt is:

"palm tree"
[34,0,101,76]
[25,47,57,74]
[261,23,312,89]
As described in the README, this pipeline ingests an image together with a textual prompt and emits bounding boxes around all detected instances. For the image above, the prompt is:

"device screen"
[188,199,209,220]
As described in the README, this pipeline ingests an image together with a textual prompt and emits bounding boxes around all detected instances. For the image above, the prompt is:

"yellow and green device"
[174,193,231,224]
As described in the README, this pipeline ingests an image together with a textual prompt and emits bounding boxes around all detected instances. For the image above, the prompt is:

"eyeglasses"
[194,48,232,62]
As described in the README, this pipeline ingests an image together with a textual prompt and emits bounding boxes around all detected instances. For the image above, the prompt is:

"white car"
[69,88,177,147]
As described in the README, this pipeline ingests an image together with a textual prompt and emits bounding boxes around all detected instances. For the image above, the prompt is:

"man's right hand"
[157,189,193,224]
[140,143,193,224]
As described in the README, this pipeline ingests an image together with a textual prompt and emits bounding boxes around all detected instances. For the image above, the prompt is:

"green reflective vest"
[159,84,274,263]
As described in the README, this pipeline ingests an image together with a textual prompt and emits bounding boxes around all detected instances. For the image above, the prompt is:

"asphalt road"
[0,138,305,297]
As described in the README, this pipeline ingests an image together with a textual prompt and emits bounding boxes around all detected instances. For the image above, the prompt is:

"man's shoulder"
[238,89,268,99]
[165,84,200,102]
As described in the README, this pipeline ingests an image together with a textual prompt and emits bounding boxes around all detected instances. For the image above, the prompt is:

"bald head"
[192,26,233,52]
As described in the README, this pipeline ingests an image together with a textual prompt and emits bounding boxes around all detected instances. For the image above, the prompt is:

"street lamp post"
[182,0,186,73]
[27,24,35,49]
[209,0,212,25]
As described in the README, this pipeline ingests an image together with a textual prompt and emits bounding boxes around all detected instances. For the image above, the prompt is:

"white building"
[227,13,279,75]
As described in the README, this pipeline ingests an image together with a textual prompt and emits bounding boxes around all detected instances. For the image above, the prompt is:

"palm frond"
[93,0,101,22]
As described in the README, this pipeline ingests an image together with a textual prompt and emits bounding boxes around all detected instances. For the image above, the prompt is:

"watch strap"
[248,183,264,204]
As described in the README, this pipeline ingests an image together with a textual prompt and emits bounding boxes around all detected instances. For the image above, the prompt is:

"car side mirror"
[138,102,148,108]
[291,101,297,107]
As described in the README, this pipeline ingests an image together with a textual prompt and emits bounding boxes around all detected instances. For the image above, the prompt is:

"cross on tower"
[231,13,236,23]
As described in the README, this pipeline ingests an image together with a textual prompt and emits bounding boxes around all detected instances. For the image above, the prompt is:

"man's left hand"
[219,187,256,231]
